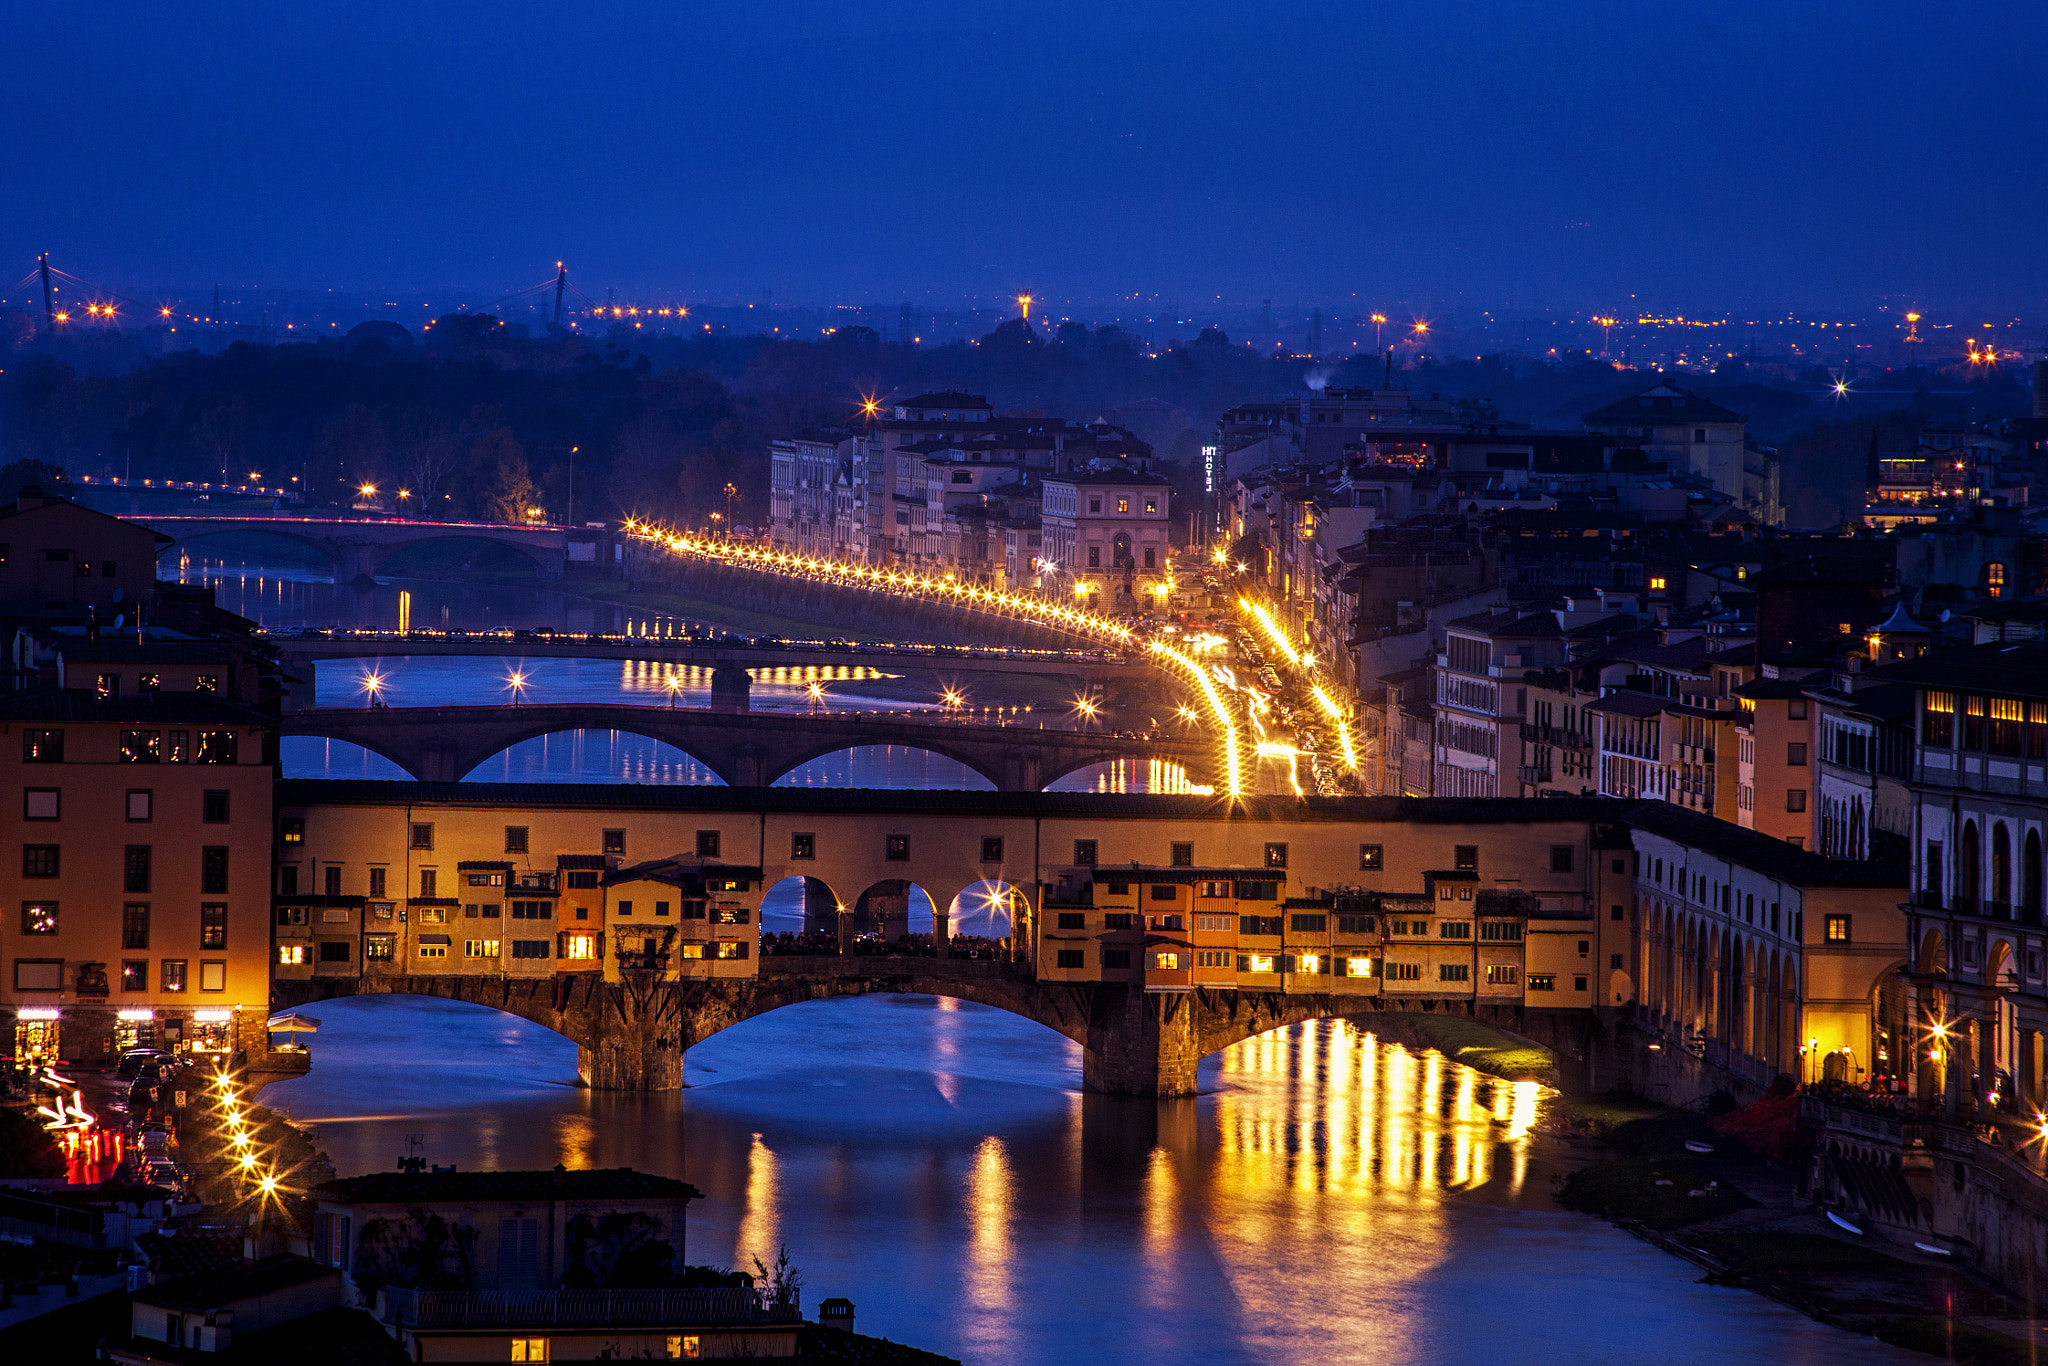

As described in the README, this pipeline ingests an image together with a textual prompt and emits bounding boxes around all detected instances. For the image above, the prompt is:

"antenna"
[37,254,54,326]
[552,262,567,330]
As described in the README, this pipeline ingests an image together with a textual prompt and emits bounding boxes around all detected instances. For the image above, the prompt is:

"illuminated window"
[466,940,501,958]
[278,945,305,965]
[1117,498,1130,513]
[564,934,598,960]
[1297,953,1321,973]
[511,1341,549,1363]
[1359,843,1383,871]
[1154,952,1181,970]
[1486,964,1519,985]
[1346,956,1373,977]
[1528,973,1556,991]
[1245,953,1276,973]
[1649,576,1667,591]
[667,1335,701,1359]
[1825,915,1851,943]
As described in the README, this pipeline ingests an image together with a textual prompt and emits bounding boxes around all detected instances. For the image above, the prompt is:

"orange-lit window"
[1648,576,1667,591]
[1346,956,1373,977]
[563,934,598,960]
[1154,952,1181,970]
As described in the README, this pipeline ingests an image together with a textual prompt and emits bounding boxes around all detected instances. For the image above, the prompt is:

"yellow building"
[0,691,276,1064]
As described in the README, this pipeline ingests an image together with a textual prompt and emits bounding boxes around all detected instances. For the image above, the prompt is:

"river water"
[265,996,1910,1366]
[205,557,1908,1364]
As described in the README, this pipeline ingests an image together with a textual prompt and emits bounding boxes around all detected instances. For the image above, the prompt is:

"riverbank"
[1554,1103,2042,1364]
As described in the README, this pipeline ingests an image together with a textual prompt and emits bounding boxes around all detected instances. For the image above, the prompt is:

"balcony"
[1517,765,1552,786]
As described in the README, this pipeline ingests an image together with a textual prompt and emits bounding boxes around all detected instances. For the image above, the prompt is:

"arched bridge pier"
[271,960,1593,1096]
[281,703,1210,790]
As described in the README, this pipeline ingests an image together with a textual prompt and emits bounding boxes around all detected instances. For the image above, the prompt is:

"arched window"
[2025,829,2044,920]
[1993,824,2013,911]
[1961,821,1982,908]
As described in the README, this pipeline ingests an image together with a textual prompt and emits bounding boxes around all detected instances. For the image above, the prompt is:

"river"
[264,996,1912,1366]
[206,556,1908,1364]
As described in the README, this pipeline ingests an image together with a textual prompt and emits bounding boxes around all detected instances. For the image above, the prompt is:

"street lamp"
[361,672,385,708]
[506,671,528,707]
[663,673,683,709]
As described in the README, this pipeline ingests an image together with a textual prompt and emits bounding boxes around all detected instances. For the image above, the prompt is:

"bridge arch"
[282,732,424,782]
[767,741,1003,791]
[459,726,731,787]
[760,874,847,935]
[160,526,341,569]
[947,879,1026,938]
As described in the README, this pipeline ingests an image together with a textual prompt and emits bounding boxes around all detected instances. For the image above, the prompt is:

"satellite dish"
[112,614,125,629]
[112,587,125,604]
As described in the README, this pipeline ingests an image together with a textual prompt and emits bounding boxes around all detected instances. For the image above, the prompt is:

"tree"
[478,430,538,524]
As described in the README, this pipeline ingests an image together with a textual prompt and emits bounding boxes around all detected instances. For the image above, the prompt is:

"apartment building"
[1581,380,1748,507]
[0,690,277,1066]
[1039,471,1174,609]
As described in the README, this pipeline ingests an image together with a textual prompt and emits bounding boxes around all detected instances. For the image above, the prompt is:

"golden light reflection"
[965,1135,1012,1311]
[735,1132,780,1272]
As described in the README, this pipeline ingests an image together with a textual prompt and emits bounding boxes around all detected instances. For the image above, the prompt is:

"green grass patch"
[1555,1153,1757,1230]
[1549,1093,1666,1131]
[1367,1014,1555,1082]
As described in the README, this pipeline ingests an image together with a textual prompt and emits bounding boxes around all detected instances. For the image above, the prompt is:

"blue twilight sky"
[8,0,2046,313]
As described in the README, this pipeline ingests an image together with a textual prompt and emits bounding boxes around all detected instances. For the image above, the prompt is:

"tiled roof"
[278,781,1628,827]
[0,688,272,725]
[1857,642,2048,700]
[383,1287,798,1330]
[1582,381,1746,427]
[51,642,234,664]
[134,1255,340,1311]
[1619,800,1907,888]
[314,1167,703,1206]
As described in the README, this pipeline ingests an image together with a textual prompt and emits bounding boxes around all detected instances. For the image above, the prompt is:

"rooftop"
[382,1287,798,1330]
[0,688,273,726]
[278,781,1627,827]
[313,1166,704,1206]
[134,1256,340,1312]
[1582,381,1746,428]
[1620,800,1907,888]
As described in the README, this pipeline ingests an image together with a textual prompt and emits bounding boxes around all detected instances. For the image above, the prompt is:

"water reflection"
[269,997,1908,1365]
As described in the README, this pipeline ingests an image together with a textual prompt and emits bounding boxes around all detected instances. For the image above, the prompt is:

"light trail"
[1312,684,1360,771]
[1238,597,1300,667]
[627,520,1244,795]
[622,522,1137,647]
[1150,640,1243,797]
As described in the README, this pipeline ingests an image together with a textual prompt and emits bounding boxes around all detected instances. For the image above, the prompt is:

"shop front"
[115,1008,158,1053]
[187,1008,237,1056]
[14,1008,61,1066]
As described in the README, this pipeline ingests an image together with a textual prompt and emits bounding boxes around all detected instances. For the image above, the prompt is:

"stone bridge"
[281,703,1212,790]
[264,633,1159,712]
[144,515,572,583]
[270,958,1596,1095]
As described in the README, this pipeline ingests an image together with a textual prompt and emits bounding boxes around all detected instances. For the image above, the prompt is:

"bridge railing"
[259,626,1133,663]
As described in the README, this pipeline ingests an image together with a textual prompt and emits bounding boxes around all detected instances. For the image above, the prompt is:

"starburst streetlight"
[505,671,528,707]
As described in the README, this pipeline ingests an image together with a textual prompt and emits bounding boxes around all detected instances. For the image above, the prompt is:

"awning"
[418,934,452,945]
[267,1014,321,1033]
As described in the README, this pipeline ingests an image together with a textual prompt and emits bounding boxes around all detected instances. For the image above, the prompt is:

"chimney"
[15,484,45,511]
[817,1297,855,1332]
